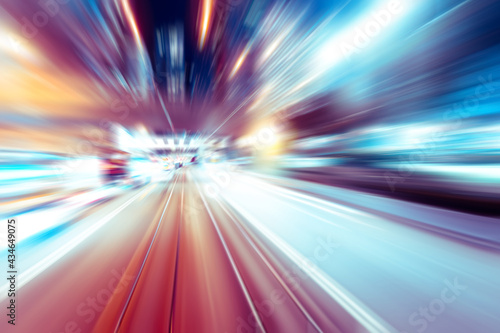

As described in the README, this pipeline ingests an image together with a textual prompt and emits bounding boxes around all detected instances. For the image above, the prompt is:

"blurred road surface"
[1,166,499,333]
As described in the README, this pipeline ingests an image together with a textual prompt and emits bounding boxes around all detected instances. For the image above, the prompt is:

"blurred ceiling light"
[198,0,213,50]
[121,0,142,48]
[230,45,250,79]
[0,26,40,64]
[316,0,413,71]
